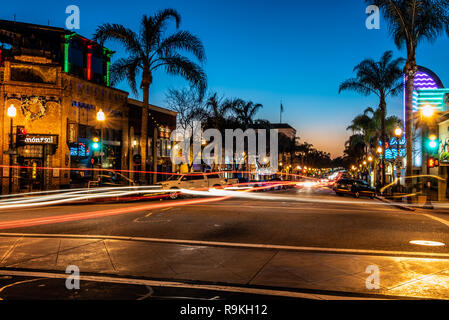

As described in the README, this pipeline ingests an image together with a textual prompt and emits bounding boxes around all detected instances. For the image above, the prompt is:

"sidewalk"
[1,234,449,299]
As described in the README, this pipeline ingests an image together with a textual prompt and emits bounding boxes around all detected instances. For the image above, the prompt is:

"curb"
[375,195,415,212]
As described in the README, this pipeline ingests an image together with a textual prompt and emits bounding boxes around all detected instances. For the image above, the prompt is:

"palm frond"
[156,30,206,63]
[159,54,207,98]
[94,23,143,57]
[339,79,375,96]
[110,57,141,95]
[141,9,181,54]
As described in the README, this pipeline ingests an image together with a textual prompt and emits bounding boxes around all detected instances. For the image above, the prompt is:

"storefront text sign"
[24,135,59,145]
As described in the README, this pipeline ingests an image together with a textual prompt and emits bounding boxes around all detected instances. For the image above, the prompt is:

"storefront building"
[127,99,177,183]
[0,20,129,193]
[408,66,449,200]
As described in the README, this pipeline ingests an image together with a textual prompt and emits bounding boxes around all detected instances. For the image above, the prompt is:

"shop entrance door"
[19,158,44,192]
[18,145,45,192]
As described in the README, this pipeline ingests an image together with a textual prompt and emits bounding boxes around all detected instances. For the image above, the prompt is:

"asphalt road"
[1,185,449,254]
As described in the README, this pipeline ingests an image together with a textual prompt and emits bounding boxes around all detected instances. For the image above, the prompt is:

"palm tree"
[94,9,207,183]
[368,0,449,182]
[231,100,263,129]
[348,107,402,154]
[347,107,402,186]
[205,93,240,132]
[339,51,404,186]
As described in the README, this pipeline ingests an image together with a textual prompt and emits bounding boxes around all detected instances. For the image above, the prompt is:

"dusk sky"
[2,0,449,157]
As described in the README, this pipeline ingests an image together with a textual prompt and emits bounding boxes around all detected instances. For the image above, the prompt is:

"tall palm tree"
[94,9,207,183]
[368,0,449,182]
[339,51,404,185]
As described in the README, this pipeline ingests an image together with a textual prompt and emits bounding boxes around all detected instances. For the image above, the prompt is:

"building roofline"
[0,19,68,34]
[270,123,296,130]
[0,19,113,53]
[128,98,177,116]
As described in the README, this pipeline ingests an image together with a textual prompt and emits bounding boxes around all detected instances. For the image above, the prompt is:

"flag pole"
[280,100,283,123]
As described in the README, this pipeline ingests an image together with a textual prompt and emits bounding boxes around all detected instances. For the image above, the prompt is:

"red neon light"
[87,52,92,80]
[86,45,92,80]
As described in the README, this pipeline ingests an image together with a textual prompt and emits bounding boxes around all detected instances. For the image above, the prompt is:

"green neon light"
[64,41,69,73]
[415,88,449,112]
[105,60,110,87]
[102,48,113,87]
[64,34,76,73]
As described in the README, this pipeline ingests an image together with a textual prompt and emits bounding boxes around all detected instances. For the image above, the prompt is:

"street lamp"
[96,109,106,122]
[394,126,404,185]
[96,109,106,169]
[421,104,435,118]
[7,105,16,194]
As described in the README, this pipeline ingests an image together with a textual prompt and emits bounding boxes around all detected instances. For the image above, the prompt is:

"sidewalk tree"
[368,0,449,184]
[165,87,207,172]
[94,9,207,183]
[339,51,404,186]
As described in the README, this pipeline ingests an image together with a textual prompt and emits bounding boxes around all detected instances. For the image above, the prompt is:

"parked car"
[157,173,235,199]
[333,178,376,199]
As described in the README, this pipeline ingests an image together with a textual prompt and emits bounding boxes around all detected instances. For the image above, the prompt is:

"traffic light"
[428,158,440,168]
[427,134,439,153]
[90,157,99,166]
[92,137,100,151]
[16,126,27,147]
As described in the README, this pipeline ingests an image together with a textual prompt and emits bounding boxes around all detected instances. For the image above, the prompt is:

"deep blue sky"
[2,0,449,156]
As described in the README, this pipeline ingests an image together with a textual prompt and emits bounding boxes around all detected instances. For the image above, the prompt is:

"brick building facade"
[0,20,176,193]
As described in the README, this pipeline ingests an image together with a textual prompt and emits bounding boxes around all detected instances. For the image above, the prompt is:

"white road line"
[0,269,381,300]
[0,232,448,258]
[420,213,449,228]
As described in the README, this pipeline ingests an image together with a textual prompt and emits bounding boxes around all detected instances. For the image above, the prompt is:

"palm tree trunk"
[380,98,387,188]
[141,84,149,185]
[405,60,417,193]
[153,127,158,184]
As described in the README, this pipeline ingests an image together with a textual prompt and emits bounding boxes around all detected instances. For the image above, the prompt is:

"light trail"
[0,182,293,229]
[0,188,177,209]
[0,195,231,230]
[0,185,161,204]
[0,180,300,210]
[380,174,445,194]
[0,180,407,231]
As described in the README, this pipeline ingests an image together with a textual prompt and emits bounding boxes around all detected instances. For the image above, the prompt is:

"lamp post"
[7,105,16,193]
[394,127,403,187]
[376,147,383,188]
[96,109,106,170]
[368,156,373,186]
[420,105,436,199]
